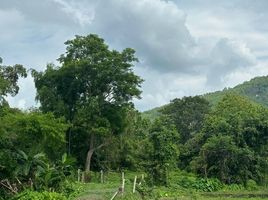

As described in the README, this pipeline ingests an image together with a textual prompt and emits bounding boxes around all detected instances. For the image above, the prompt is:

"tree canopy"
[0,58,27,105]
[161,96,210,143]
[32,34,143,172]
[190,94,268,184]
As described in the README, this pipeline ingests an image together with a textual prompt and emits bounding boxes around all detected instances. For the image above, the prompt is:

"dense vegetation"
[204,76,268,107]
[1,34,268,200]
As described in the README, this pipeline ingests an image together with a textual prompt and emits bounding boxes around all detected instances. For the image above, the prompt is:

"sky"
[1,0,268,111]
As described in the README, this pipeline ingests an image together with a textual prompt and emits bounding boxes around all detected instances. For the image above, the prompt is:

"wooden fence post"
[100,170,104,183]
[133,175,137,193]
[121,172,125,194]
[139,174,144,185]
[110,190,119,200]
[77,169,81,182]
[81,172,85,183]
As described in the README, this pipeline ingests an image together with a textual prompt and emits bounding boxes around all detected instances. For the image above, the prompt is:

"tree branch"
[93,140,110,151]
[0,179,18,194]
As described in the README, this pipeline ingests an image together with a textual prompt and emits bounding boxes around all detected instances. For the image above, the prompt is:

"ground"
[71,171,268,200]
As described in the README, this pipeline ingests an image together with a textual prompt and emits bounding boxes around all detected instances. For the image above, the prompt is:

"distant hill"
[142,75,268,120]
[203,75,268,107]
[142,106,162,121]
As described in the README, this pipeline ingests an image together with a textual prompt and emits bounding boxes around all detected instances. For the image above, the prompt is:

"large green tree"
[190,94,268,184]
[85,109,150,171]
[146,117,179,186]
[160,96,210,169]
[161,96,210,144]
[32,34,143,172]
[0,57,27,105]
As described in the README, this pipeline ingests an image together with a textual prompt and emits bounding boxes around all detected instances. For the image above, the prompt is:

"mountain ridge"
[142,75,268,120]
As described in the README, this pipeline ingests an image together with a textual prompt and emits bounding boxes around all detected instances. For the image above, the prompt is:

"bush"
[246,179,258,191]
[222,183,244,191]
[12,190,67,200]
[136,184,154,199]
[60,181,88,198]
[192,178,223,192]
[177,176,196,188]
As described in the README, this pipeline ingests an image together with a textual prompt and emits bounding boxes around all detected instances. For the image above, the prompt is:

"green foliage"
[222,183,245,191]
[0,111,68,162]
[146,118,179,186]
[141,106,162,121]
[59,181,88,198]
[0,57,27,103]
[161,96,210,144]
[13,190,67,200]
[3,35,268,200]
[89,110,151,171]
[169,170,223,192]
[246,180,258,191]
[143,75,268,120]
[0,110,71,196]
[203,75,268,108]
[156,96,211,170]
[191,178,223,192]
[33,153,75,191]
[15,150,47,180]
[190,94,268,184]
[32,34,143,172]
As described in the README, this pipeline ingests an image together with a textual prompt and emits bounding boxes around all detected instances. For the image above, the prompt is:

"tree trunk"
[84,134,108,175]
[85,134,108,172]
[202,150,208,178]
[85,134,95,172]
[85,149,94,172]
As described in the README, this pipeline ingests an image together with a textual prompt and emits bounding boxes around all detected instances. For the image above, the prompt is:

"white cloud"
[1,0,268,111]
[206,38,256,86]
[51,0,95,26]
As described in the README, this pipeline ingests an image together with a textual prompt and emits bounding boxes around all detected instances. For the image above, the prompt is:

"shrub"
[60,181,88,198]
[12,190,67,200]
[246,179,258,191]
[222,183,244,191]
[177,176,196,188]
[191,178,223,192]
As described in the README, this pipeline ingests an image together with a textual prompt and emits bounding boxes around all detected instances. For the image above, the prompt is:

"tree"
[32,34,143,173]
[0,57,27,104]
[194,135,238,183]
[0,111,68,168]
[160,96,210,170]
[190,94,268,184]
[0,110,68,197]
[146,117,179,186]
[161,96,210,144]
[82,109,151,171]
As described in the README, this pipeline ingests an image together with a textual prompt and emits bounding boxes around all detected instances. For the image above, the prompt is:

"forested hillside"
[143,75,268,120]
[204,76,268,107]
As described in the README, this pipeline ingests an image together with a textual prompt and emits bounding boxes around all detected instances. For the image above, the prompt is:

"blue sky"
[1,0,268,111]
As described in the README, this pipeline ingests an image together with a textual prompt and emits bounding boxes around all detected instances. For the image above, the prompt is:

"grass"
[70,171,143,200]
[71,171,268,200]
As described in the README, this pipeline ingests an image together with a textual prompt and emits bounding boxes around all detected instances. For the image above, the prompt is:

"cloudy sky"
[1,0,268,111]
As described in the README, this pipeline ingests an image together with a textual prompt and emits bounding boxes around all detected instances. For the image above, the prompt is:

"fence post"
[110,190,119,200]
[77,169,81,182]
[81,172,85,183]
[121,172,125,194]
[139,174,144,185]
[133,175,137,193]
[100,170,104,183]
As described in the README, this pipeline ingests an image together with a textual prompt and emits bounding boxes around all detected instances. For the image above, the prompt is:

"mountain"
[142,106,162,121]
[142,75,268,120]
